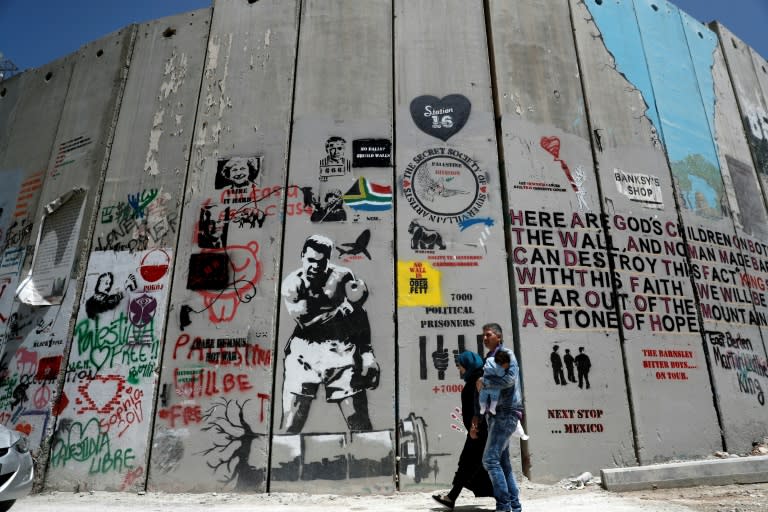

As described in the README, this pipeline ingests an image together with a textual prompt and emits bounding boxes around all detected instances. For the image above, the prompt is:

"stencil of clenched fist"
[345,279,367,303]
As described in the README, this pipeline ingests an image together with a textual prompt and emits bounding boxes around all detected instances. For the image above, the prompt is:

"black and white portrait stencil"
[280,235,379,433]
[85,271,136,320]
[215,156,261,190]
[197,205,230,249]
[319,136,352,192]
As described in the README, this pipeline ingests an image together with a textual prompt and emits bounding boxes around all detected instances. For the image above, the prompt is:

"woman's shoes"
[432,494,455,510]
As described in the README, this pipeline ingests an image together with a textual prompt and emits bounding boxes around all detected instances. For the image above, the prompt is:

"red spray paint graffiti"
[540,136,578,192]
[195,241,262,323]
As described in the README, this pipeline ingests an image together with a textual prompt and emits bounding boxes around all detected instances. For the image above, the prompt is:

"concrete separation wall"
[0,0,766,494]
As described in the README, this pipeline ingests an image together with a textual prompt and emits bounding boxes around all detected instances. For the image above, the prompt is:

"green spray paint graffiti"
[50,417,136,474]
[73,313,159,375]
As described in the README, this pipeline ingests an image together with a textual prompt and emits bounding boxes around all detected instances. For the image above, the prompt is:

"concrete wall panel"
[271,0,395,494]
[572,0,721,465]
[44,11,211,491]
[682,13,768,452]
[147,0,299,493]
[490,0,635,482]
[0,56,75,483]
[633,0,765,456]
[714,24,768,186]
[0,27,138,492]
[0,75,23,161]
[0,57,75,350]
[394,0,513,489]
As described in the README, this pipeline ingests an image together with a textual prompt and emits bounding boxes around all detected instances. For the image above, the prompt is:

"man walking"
[471,323,523,512]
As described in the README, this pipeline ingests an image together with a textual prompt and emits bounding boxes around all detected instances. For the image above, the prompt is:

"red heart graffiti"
[77,375,125,414]
[15,423,32,436]
[540,136,561,160]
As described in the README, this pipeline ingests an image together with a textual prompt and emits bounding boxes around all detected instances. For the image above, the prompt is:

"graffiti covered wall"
[0,0,767,493]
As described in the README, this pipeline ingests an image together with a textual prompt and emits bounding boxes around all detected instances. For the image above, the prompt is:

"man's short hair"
[302,235,333,259]
[482,322,503,338]
[326,136,346,148]
[494,350,511,366]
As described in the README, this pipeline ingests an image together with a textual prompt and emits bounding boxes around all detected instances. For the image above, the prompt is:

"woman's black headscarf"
[456,351,483,382]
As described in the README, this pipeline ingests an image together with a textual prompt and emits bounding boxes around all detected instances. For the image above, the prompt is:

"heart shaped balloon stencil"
[410,94,471,141]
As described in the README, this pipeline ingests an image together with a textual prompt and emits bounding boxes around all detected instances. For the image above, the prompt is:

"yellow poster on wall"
[397,260,443,307]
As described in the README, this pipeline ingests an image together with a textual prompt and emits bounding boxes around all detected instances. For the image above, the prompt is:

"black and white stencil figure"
[197,206,230,248]
[309,188,347,223]
[315,137,352,222]
[337,229,372,260]
[10,382,29,409]
[319,137,352,184]
[408,220,446,250]
[215,156,261,189]
[85,272,134,320]
[564,348,576,383]
[410,94,471,141]
[198,397,265,489]
[550,345,567,386]
[234,208,266,229]
[281,235,379,433]
[575,347,591,389]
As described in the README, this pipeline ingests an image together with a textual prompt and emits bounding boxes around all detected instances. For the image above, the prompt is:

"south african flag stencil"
[343,177,393,211]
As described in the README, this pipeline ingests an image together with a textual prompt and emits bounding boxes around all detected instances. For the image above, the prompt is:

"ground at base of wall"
[12,481,768,512]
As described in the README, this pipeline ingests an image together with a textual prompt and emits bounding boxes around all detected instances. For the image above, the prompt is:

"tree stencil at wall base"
[197,397,265,490]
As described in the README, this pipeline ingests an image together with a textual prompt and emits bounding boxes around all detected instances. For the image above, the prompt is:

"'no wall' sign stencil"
[410,94,471,141]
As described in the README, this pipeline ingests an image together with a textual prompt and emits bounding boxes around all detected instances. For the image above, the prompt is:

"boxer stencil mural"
[280,235,379,433]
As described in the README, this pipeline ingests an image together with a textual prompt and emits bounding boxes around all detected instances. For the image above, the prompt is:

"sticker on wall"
[402,148,487,224]
[342,177,392,211]
[613,168,663,208]
[397,260,443,307]
[352,139,391,168]
[410,94,471,141]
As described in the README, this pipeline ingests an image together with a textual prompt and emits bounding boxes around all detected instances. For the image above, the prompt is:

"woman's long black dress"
[450,366,494,497]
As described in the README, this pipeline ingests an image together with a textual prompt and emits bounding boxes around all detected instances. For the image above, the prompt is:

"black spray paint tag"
[410,94,471,141]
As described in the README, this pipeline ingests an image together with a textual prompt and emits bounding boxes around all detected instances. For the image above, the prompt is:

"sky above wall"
[0,0,766,72]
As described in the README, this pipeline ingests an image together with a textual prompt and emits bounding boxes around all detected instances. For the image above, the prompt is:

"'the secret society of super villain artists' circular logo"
[402,148,487,223]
